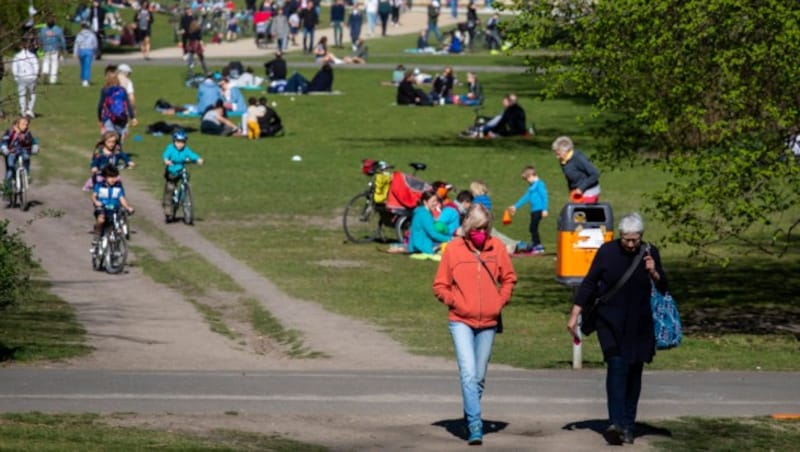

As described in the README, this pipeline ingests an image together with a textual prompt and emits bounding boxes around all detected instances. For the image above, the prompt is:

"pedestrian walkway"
[106,8,460,61]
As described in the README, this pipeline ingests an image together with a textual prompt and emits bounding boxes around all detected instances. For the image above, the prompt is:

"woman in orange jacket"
[432,204,517,445]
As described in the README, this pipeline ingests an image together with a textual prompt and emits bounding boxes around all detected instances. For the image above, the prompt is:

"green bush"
[0,220,34,309]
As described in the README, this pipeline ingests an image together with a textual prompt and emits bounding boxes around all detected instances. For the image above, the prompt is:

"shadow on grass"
[431,418,509,441]
[669,258,800,337]
[511,255,800,338]
[342,134,548,151]
[562,419,672,443]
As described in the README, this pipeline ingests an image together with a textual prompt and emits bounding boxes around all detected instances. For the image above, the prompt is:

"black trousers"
[529,211,543,246]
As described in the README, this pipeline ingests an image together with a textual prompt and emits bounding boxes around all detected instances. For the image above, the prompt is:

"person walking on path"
[300,2,319,54]
[179,6,194,57]
[433,204,517,446]
[391,0,403,27]
[348,3,364,50]
[330,0,346,48]
[39,15,67,85]
[74,22,99,87]
[567,212,669,445]
[365,0,379,37]
[552,135,601,203]
[87,0,106,60]
[426,0,442,43]
[378,0,392,36]
[135,1,154,60]
[272,7,291,51]
[11,41,39,118]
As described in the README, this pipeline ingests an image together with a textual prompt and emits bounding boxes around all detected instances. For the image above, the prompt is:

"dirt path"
[3,168,450,371]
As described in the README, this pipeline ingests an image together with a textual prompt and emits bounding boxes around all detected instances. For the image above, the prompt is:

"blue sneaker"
[468,421,483,445]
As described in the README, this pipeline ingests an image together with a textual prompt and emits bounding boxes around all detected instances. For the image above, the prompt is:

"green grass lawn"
[0,281,91,363]
[0,413,326,451]
[9,41,799,371]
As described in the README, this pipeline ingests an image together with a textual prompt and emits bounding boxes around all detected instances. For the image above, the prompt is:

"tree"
[503,0,800,259]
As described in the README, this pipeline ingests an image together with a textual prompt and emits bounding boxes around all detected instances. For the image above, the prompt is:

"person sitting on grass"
[397,69,433,106]
[256,97,283,137]
[314,36,341,65]
[408,191,452,256]
[200,100,243,136]
[91,164,134,248]
[308,63,334,93]
[162,129,203,223]
[472,93,527,137]
[430,66,455,104]
[457,71,483,106]
[343,39,368,64]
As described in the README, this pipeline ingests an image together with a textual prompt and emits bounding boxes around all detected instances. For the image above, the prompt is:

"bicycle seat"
[409,162,427,172]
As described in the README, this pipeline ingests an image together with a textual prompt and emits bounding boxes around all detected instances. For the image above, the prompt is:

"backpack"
[650,284,682,350]
[103,86,129,126]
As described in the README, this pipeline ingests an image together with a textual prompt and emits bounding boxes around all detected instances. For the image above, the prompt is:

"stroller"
[254,11,272,49]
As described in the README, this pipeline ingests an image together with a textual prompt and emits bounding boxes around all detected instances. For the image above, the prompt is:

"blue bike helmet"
[172,129,188,142]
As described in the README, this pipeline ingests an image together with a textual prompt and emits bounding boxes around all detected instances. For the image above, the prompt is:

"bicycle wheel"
[181,183,194,225]
[394,214,410,245]
[17,166,28,211]
[91,240,103,271]
[104,234,127,274]
[343,192,379,243]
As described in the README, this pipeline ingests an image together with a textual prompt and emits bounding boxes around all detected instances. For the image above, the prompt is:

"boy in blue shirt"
[508,166,548,254]
[91,165,134,246]
[162,129,203,222]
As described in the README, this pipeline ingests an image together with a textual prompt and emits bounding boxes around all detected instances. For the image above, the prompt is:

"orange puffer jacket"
[433,236,517,329]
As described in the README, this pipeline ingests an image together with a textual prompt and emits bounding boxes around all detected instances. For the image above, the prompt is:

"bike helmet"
[172,129,188,142]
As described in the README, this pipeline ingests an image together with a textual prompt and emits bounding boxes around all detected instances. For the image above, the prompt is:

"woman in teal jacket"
[408,191,451,254]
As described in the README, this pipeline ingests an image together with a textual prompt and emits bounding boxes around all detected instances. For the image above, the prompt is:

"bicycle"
[91,207,131,274]
[164,161,197,225]
[5,152,30,211]
[343,161,426,244]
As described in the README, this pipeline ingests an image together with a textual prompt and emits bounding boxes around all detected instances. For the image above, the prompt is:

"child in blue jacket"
[508,166,548,254]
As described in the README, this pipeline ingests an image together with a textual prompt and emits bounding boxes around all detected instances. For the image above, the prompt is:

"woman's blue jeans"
[449,321,495,428]
[606,355,644,430]
[79,49,94,82]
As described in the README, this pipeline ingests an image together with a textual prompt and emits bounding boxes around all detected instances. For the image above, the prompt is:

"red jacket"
[433,236,517,329]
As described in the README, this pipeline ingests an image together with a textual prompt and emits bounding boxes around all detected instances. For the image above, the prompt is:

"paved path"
[1,368,798,451]
[106,8,461,61]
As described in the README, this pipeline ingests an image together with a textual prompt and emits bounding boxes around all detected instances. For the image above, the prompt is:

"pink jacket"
[433,236,517,329]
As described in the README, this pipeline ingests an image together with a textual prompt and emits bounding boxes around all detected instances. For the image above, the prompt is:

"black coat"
[309,66,333,92]
[490,104,527,136]
[397,80,418,105]
[264,58,287,80]
[574,240,669,363]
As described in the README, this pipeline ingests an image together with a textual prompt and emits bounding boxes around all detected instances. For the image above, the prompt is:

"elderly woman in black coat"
[566,212,669,445]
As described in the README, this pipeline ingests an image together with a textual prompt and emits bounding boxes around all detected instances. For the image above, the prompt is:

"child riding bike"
[162,129,203,223]
[91,164,134,248]
[2,116,39,196]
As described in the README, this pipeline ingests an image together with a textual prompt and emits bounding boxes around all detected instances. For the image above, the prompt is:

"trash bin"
[556,203,614,286]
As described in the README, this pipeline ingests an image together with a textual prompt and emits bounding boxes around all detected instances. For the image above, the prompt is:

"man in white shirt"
[11,42,39,117]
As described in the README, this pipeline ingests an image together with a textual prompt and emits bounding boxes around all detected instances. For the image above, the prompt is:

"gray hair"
[552,136,574,153]
[618,212,645,235]
[461,204,493,236]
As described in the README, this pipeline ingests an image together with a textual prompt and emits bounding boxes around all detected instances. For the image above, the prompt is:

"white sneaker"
[82,80,89,87]
[25,110,34,118]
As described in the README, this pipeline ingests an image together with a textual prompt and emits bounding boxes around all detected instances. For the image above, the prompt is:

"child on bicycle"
[507,165,549,254]
[91,164,134,247]
[85,131,134,191]
[2,116,39,194]
[162,129,203,222]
